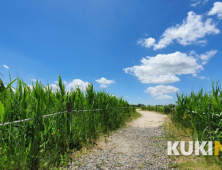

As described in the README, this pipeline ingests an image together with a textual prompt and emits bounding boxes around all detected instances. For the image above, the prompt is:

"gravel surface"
[67,110,177,170]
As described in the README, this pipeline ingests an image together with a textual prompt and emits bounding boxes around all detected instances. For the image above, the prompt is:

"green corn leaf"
[0,78,18,99]
[0,100,5,122]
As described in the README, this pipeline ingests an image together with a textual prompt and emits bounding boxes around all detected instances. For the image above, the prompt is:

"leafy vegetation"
[0,76,135,170]
[173,82,222,145]
[141,104,172,114]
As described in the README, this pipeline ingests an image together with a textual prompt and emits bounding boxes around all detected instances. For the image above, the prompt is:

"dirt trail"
[68,110,175,170]
[129,109,167,127]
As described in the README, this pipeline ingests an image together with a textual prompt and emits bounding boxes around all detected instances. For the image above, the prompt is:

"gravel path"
[67,110,176,170]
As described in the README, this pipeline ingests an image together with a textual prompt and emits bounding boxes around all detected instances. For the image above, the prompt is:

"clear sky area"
[1,0,222,105]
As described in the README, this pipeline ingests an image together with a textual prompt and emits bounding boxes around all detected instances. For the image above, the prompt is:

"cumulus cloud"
[145,85,179,96]
[155,95,173,100]
[3,65,9,69]
[30,79,36,82]
[208,2,222,19]
[137,37,155,48]
[66,79,90,91]
[49,84,59,91]
[95,77,115,88]
[145,85,178,100]
[139,11,220,50]
[124,51,203,84]
[47,79,90,92]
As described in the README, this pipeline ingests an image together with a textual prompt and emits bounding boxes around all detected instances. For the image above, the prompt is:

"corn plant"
[0,76,133,169]
[173,82,222,157]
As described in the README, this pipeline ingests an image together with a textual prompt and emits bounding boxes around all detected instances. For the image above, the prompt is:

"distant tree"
[137,103,145,107]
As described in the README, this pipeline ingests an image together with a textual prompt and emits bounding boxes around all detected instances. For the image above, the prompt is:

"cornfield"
[173,82,222,142]
[141,105,171,114]
[0,76,134,169]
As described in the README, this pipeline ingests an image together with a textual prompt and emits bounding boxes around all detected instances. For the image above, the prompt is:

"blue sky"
[1,0,222,105]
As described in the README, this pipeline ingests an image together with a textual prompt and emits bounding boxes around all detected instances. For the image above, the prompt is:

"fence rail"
[0,106,131,127]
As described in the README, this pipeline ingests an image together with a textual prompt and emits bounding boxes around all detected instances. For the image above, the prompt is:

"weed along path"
[68,110,175,170]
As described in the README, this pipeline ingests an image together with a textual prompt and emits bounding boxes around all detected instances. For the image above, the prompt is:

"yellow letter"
[215,141,222,156]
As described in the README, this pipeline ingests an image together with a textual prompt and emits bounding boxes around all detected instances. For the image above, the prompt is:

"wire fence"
[0,106,132,127]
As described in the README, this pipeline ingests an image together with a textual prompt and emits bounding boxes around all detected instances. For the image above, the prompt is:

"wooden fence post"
[127,104,129,113]
[149,105,150,110]
[133,105,135,113]
[164,106,165,113]
[156,105,157,112]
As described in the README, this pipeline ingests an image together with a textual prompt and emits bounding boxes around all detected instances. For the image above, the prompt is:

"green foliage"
[137,103,145,107]
[0,78,5,93]
[0,76,132,170]
[173,82,222,157]
[141,104,172,114]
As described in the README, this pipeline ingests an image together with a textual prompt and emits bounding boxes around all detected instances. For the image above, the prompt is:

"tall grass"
[0,76,134,169]
[173,82,222,156]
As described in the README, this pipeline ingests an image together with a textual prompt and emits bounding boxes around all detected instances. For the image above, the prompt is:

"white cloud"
[190,0,209,6]
[195,39,207,46]
[124,51,203,84]
[192,73,198,77]
[3,65,9,69]
[145,85,179,96]
[190,0,201,7]
[198,76,209,80]
[145,85,178,100]
[155,95,173,100]
[140,11,220,50]
[54,80,67,85]
[66,79,90,91]
[191,50,217,65]
[199,50,217,64]
[30,79,36,82]
[208,2,222,19]
[95,77,115,88]
[137,37,155,48]
[203,0,209,4]
[27,85,34,90]
[49,84,59,91]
